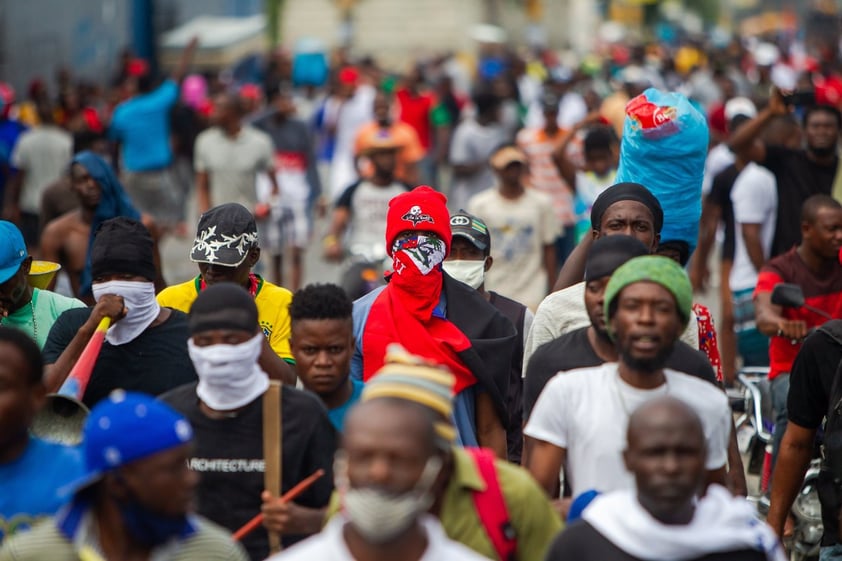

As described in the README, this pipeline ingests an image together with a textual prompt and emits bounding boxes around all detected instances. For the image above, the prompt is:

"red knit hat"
[385,186,451,256]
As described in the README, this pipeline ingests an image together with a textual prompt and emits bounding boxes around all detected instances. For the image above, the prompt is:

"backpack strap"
[819,320,842,347]
[466,447,517,561]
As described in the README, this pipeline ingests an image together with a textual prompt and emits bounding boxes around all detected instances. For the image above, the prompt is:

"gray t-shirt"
[194,125,274,207]
[448,119,508,211]
[254,116,321,204]
[11,126,73,214]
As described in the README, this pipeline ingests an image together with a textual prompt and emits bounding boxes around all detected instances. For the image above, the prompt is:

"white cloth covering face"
[91,280,161,346]
[583,485,786,561]
[442,259,486,290]
[188,333,269,411]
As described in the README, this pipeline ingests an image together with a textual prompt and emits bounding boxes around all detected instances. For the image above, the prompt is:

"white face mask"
[442,259,486,290]
[188,333,269,411]
[91,280,161,346]
[336,452,442,544]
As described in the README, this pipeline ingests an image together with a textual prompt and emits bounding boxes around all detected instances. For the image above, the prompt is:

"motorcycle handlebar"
[736,371,774,444]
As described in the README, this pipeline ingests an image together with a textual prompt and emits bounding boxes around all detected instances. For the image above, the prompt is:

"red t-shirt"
[754,248,842,379]
[396,89,435,151]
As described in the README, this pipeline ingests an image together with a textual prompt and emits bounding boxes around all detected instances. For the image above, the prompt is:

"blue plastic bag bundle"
[615,88,709,256]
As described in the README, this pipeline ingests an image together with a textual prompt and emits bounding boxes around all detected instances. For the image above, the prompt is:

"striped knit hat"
[362,344,457,443]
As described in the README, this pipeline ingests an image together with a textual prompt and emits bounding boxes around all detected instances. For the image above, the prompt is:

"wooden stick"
[232,468,326,542]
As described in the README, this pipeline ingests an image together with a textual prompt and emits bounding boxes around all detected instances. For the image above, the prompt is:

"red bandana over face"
[388,235,447,319]
[363,235,475,393]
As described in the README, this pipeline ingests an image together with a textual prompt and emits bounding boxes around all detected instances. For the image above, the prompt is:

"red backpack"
[465,447,517,561]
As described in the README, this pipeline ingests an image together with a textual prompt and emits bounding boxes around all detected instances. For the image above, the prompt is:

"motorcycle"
[734,282,830,560]
[735,366,823,561]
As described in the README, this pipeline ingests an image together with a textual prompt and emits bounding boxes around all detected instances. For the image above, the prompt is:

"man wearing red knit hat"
[350,185,516,458]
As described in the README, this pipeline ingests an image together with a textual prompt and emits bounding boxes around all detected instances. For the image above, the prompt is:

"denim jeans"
[821,543,842,560]
[731,287,770,367]
[771,373,790,473]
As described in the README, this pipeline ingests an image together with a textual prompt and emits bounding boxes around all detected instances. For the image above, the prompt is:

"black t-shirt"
[161,383,338,561]
[42,308,197,407]
[787,322,842,545]
[762,145,838,256]
[524,327,718,420]
[707,163,741,262]
[545,520,767,561]
[488,291,526,464]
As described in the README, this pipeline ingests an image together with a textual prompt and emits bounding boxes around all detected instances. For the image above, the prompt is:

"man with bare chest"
[40,151,164,301]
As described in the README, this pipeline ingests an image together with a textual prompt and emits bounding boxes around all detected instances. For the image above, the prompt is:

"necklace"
[614,370,669,416]
[30,300,38,342]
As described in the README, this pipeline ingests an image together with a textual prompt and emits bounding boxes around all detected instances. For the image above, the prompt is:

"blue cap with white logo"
[61,391,193,497]
[0,220,27,284]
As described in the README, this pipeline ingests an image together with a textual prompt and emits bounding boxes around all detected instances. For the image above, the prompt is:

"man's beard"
[594,324,613,344]
[810,144,837,158]
[618,341,675,372]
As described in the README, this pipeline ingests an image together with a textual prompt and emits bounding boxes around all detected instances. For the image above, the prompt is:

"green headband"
[603,255,692,337]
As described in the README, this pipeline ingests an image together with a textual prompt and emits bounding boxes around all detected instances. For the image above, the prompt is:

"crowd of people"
[3,19,842,561]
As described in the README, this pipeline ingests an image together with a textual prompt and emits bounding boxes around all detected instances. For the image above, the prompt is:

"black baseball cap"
[190,203,259,267]
[449,210,491,252]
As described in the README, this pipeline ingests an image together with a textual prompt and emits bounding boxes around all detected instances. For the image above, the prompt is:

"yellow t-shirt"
[156,276,294,362]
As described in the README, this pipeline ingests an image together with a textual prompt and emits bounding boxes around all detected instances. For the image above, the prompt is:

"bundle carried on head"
[615,88,709,255]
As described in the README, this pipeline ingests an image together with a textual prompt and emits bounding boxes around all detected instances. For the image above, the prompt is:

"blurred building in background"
[2,0,840,93]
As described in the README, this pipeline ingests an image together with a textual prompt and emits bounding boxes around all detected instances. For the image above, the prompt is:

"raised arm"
[44,297,127,392]
[552,234,594,291]
[728,87,788,159]
[171,37,199,84]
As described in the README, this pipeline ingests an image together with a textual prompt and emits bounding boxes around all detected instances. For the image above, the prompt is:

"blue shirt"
[0,437,84,542]
[0,119,26,196]
[109,80,178,171]
[351,286,478,445]
[327,379,364,432]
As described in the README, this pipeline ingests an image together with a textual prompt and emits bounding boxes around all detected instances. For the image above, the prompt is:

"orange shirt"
[354,121,425,183]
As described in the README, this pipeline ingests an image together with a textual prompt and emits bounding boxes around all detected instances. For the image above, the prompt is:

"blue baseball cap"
[61,391,193,497]
[0,221,27,284]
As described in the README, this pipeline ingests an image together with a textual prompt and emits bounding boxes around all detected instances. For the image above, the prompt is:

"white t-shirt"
[523,282,700,373]
[328,85,376,199]
[194,126,274,207]
[524,91,588,129]
[271,515,489,561]
[575,169,618,208]
[339,180,408,253]
[11,125,73,214]
[701,143,736,197]
[524,363,730,498]
[468,188,560,311]
[729,162,778,292]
